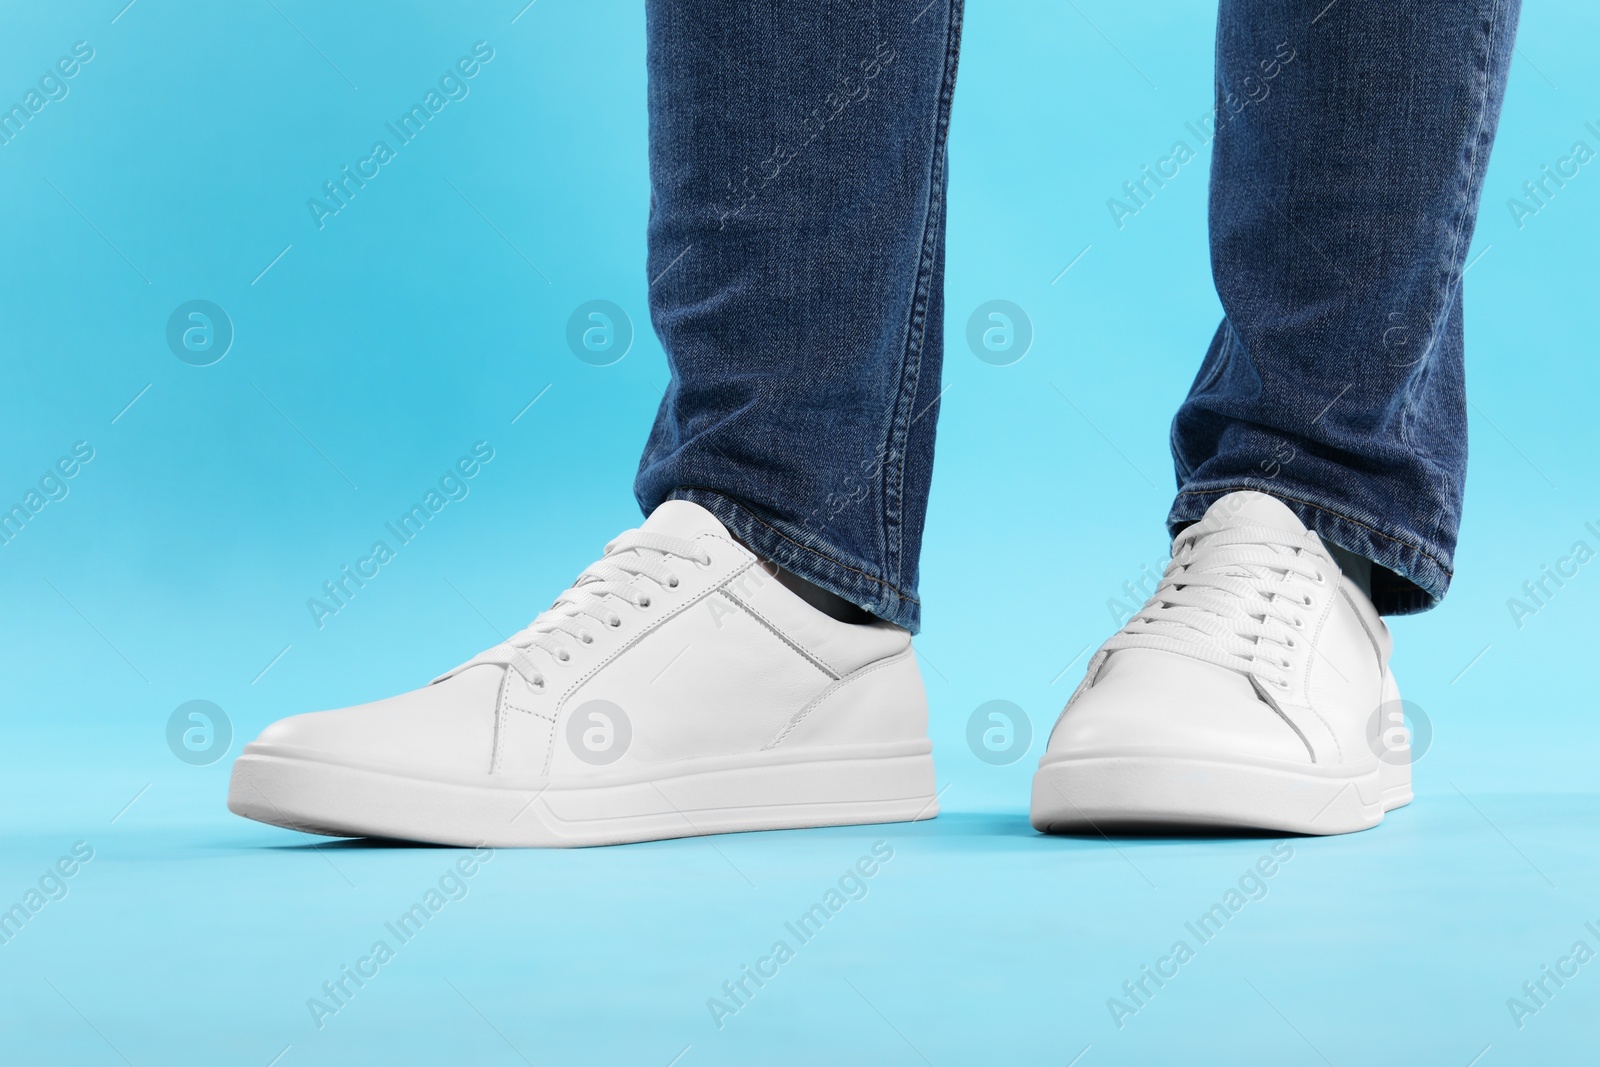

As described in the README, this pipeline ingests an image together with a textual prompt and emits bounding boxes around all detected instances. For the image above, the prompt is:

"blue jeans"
[636,0,1520,632]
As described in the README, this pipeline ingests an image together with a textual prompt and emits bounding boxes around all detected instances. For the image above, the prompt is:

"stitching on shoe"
[545,530,741,710]
[504,702,555,722]
[490,670,511,776]
[1249,674,1317,764]
[718,574,841,681]
[535,530,745,778]
[1298,591,1345,762]
[762,645,915,750]
[1338,584,1387,672]
[495,674,556,777]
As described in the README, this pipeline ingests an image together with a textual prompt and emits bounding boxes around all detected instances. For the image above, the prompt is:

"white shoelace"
[1101,523,1330,692]
[469,530,709,689]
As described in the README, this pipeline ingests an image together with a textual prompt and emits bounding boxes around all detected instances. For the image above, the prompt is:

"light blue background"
[2,1,1597,1063]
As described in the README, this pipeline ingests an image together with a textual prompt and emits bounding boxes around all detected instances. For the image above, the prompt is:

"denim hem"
[668,486,922,633]
[1167,482,1452,616]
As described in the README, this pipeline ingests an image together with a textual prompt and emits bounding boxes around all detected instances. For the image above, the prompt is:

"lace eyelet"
[1274,679,1290,690]
[1314,571,1327,584]
[667,576,680,589]
[557,651,570,663]
[609,617,622,628]
[1284,637,1296,649]
[638,596,651,609]
[581,634,594,645]
[694,554,713,570]
[1292,616,1305,629]
[533,678,545,689]
[1302,595,1314,607]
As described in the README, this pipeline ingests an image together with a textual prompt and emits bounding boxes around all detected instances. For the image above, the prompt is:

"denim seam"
[1402,1,1498,490]
[1173,484,1453,580]
[674,485,923,607]
[1444,2,1501,351]
[1429,0,1502,563]
[879,0,962,593]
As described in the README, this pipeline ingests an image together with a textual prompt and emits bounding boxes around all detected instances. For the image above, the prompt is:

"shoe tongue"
[1190,491,1309,539]
[637,499,731,541]
[1180,491,1321,581]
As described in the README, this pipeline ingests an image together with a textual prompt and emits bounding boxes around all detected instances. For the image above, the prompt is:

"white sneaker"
[228,501,938,846]
[1030,491,1411,836]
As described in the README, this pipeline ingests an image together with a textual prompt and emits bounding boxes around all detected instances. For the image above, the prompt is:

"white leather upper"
[245,501,925,784]
[252,664,503,779]
[1045,492,1391,769]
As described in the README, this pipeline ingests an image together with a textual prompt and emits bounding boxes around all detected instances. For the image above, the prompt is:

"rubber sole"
[228,741,939,847]
[1030,743,1412,837]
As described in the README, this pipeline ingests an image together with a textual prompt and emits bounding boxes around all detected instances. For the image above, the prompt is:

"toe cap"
[247,664,504,779]
[1044,649,1312,765]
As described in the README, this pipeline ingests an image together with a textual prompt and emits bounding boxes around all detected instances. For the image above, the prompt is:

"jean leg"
[1170,0,1520,613]
[636,0,965,633]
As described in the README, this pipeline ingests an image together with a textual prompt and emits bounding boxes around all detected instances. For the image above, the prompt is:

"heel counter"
[766,647,929,749]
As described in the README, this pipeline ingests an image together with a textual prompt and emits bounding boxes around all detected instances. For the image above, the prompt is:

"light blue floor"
[4,793,1596,1065]
[4,0,1599,1062]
